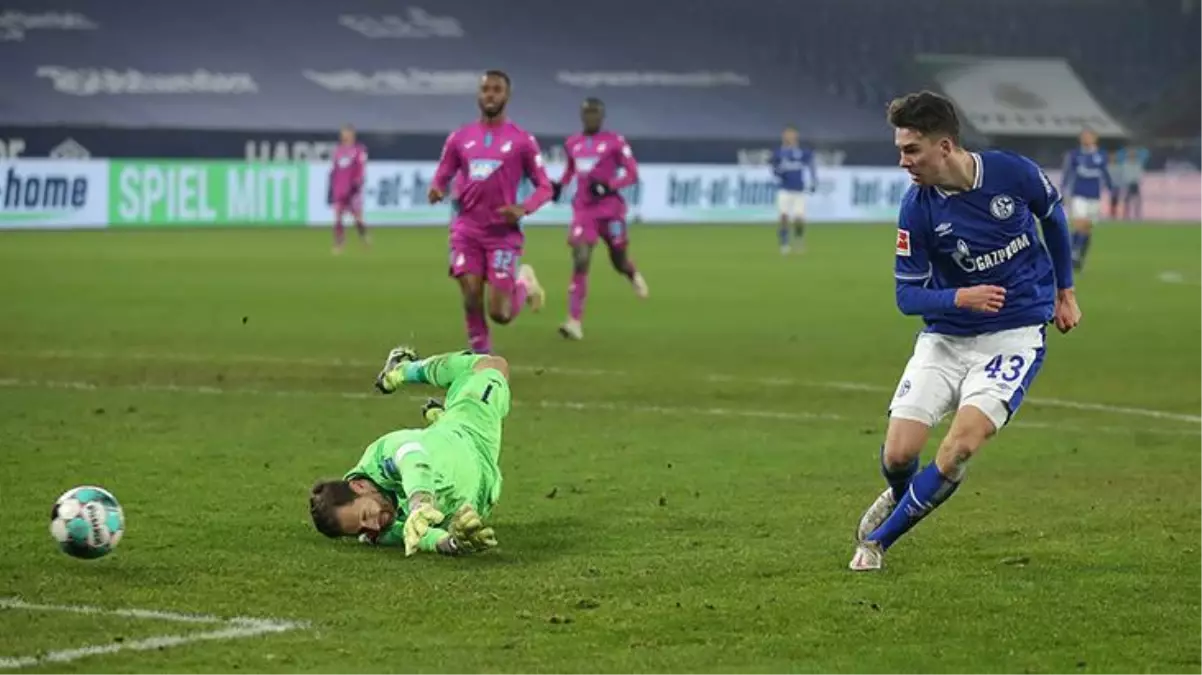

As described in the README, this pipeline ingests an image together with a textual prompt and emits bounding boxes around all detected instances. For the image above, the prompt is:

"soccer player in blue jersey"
[1060,129,1114,271]
[849,91,1082,572]
[770,125,818,254]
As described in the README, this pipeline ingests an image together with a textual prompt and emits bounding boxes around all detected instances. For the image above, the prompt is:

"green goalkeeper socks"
[399,351,482,389]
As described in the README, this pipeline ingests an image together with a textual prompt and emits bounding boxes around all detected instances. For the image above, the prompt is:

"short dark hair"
[309,480,357,538]
[887,91,960,143]
[484,69,511,89]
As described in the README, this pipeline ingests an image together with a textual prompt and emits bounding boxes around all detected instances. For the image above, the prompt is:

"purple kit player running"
[429,70,554,354]
[330,125,369,253]
[550,98,647,341]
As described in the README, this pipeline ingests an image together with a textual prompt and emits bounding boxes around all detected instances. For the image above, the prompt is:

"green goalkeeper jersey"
[345,363,509,549]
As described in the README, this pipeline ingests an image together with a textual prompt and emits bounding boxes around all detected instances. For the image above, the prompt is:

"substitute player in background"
[849,91,1081,572]
[430,70,554,354]
[551,98,647,341]
[330,125,369,253]
[1060,129,1113,271]
[770,125,817,255]
[309,346,509,556]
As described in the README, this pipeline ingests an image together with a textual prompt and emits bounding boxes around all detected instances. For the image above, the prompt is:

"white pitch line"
[0,597,306,670]
[2,347,1199,425]
[0,377,1195,438]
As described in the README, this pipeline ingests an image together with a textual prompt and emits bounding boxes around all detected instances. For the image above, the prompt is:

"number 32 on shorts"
[983,354,1026,382]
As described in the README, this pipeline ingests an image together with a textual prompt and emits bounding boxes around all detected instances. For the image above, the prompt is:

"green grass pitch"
[0,222,1198,673]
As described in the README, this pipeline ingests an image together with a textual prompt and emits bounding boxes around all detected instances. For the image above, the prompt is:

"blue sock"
[867,461,960,550]
[777,224,790,247]
[1079,231,1093,262]
[1070,231,1084,259]
[880,445,919,501]
[400,360,429,383]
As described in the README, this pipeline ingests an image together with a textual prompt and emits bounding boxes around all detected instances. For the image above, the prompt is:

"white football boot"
[849,541,884,572]
[558,318,584,341]
[519,264,545,312]
[855,488,897,542]
[631,272,649,299]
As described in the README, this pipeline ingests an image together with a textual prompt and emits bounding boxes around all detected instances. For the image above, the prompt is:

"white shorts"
[1070,196,1101,221]
[776,190,807,219]
[888,325,1047,431]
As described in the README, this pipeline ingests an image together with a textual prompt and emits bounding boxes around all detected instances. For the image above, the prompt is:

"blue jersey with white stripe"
[895,151,1063,336]
[770,146,817,192]
[1061,147,1113,199]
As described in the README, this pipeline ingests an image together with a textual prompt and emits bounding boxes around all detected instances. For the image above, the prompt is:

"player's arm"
[892,192,1003,315]
[553,151,576,202]
[430,132,462,201]
[1021,157,1075,291]
[517,135,554,215]
[1058,151,1074,196]
[1100,158,1115,198]
[352,148,367,195]
[608,139,640,191]
[769,148,782,178]
[805,148,818,192]
[894,227,956,315]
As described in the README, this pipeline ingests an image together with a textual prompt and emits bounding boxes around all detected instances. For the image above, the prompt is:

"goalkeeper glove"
[588,180,613,198]
[445,503,498,554]
[402,493,445,557]
[550,181,563,203]
[421,397,445,425]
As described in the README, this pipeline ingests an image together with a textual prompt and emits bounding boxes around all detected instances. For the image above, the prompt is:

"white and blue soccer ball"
[49,486,125,560]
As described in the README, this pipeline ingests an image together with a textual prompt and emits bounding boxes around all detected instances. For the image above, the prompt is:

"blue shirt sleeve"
[1015,155,1075,290]
[894,189,957,315]
[1059,151,1074,195]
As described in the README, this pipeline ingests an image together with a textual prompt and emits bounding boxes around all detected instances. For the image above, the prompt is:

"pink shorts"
[333,194,363,213]
[448,227,524,291]
[568,204,629,249]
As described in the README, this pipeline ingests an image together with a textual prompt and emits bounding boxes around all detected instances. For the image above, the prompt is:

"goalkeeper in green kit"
[308,346,509,556]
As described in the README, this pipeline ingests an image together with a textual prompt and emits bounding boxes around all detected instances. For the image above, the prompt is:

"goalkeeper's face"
[336,481,397,541]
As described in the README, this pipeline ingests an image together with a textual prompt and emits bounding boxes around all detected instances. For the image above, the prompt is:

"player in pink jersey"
[329,125,369,253]
[550,98,647,341]
[429,70,554,354]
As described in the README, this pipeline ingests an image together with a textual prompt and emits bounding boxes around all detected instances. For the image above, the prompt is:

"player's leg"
[351,194,369,245]
[775,191,792,254]
[377,346,509,394]
[790,193,807,253]
[332,202,346,253]
[486,247,543,325]
[450,237,491,353]
[603,219,647,297]
[856,326,1047,570]
[1069,197,1096,271]
[561,220,596,340]
[850,333,963,571]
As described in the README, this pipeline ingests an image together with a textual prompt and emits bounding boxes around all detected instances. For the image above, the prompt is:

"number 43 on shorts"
[983,354,1026,382]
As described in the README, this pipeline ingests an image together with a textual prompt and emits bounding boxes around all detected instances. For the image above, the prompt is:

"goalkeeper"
[308,346,510,556]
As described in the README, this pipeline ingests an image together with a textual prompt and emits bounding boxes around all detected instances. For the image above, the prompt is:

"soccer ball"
[49,486,125,559]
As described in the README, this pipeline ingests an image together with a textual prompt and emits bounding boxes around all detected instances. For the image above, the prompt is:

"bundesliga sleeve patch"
[896,229,911,257]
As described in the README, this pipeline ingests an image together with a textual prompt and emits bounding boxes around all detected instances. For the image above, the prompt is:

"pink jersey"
[330,142,367,200]
[559,131,639,210]
[432,119,553,232]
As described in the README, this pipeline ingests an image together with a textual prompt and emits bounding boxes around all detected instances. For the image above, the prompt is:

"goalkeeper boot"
[855,488,897,542]
[374,345,420,394]
[421,398,446,425]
